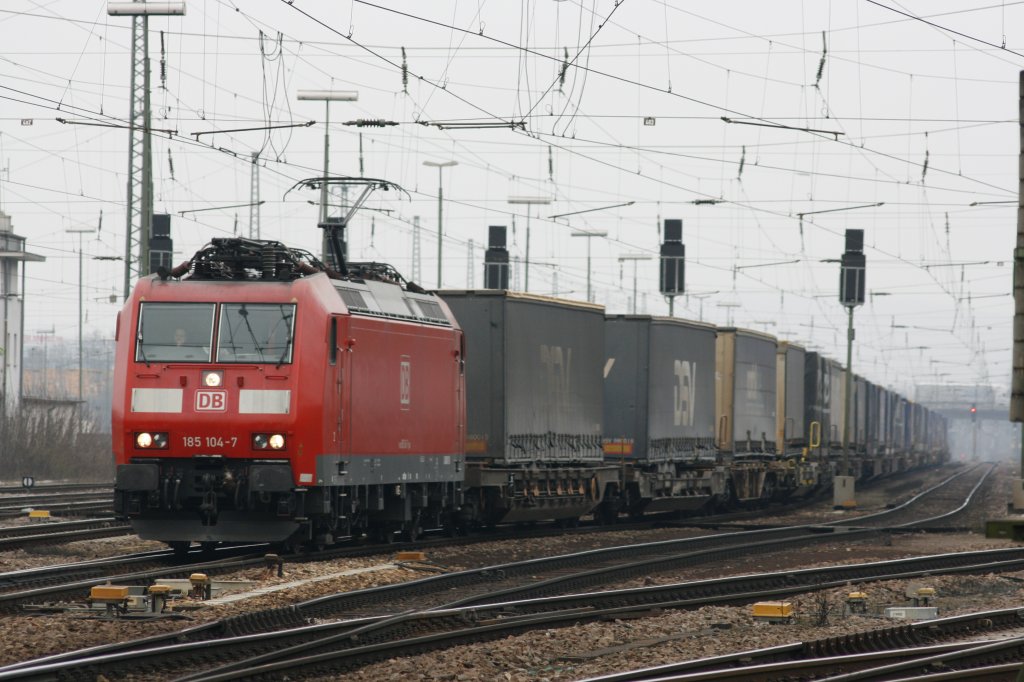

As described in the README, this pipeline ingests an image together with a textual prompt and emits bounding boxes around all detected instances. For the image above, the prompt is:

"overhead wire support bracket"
[418,119,526,130]
[56,118,178,135]
[721,116,844,140]
[549,201,634,219]
[191,121,315,138]
[180,201,265,216]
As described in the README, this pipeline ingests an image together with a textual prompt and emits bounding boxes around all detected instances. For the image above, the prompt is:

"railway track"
[0,462,990,611]
[0,517,130,551]
[4,546,1021,680]
[0,494,114,519]
[585,606,1024,681]
[0,462,998,680]
[0,482,111,495]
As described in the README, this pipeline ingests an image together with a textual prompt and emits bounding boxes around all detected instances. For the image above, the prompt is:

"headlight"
[202,370,223,387]
[252,433,286,450]
[135,432,169,449]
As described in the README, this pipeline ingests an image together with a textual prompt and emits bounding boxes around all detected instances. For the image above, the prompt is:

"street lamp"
[423,160,458,288]
[297,89,359,264]
[716,301,740,326]
[67,227,95,435]
[688,291,719,322]
[570,229,607,303]
[508,196,553,293]
[617,253,652,314]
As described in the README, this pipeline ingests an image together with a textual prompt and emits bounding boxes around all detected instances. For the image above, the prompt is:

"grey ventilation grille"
[338,288,368,310]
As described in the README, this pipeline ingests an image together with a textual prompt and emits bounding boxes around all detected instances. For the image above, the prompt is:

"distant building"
[0,210,45,411]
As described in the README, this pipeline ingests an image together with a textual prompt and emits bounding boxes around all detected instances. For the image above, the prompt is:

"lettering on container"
[540,344,572,412]
[673,360,696,427]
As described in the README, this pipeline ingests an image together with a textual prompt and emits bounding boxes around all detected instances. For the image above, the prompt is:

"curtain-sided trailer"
[602,315,724,514]
[441,290,617,525]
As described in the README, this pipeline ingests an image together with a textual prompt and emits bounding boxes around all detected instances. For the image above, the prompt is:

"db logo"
[195,390,227,412]
[399,357,411,408]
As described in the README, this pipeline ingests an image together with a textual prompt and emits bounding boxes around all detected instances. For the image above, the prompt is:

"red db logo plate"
[195,390,227,412]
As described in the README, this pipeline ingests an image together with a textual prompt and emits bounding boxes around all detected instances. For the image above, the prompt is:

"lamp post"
[508,196,553,293]
[570,229,607,303]
[716,301,740,326]
[689,291,719,322]
[107,1,186,300]
[297,89,359,264]
[67,227,95,435]
[617,253,653,314]
[423,160,458,288]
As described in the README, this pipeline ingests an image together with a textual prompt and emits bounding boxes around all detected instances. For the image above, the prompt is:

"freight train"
[112,234,948,549]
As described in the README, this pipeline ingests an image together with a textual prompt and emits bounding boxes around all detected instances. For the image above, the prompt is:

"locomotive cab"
[114,288,305,543]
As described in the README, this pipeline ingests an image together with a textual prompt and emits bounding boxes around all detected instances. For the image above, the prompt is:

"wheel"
[402,524,421,542]
[168,541,191,558]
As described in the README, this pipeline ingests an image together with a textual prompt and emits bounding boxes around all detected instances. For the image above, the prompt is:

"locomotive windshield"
[136,302,216,363]
[216,303,295,364]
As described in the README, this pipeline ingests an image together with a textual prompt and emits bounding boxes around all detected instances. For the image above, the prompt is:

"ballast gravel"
[0,462,1019,680]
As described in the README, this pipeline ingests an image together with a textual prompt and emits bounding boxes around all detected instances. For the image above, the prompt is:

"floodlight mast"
[618,253,653,314]
[423,160,458,289]
[571,230,607,303]
[107,1,186,300]
[508,196,553,292]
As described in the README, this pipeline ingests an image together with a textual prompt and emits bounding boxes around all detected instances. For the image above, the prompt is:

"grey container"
[776,342,806,453]
[716,328,777,453]
[804,352,832,451]
[441,290,605,464]
[603,315,717,461]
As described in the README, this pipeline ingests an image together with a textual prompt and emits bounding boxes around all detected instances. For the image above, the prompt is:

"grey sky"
[1,0,1019,396]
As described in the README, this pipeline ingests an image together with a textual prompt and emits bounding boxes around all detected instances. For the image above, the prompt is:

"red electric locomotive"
[112,235,465,549]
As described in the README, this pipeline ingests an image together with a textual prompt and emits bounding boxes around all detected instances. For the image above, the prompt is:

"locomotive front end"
[113,278,305,545]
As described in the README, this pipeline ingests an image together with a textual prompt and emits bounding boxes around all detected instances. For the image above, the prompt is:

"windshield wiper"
[237,305,265,362]
[136,326,151,368]
[276,305,293,369]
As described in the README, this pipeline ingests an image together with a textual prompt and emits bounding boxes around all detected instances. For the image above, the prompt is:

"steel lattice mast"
[122,13,149,299]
